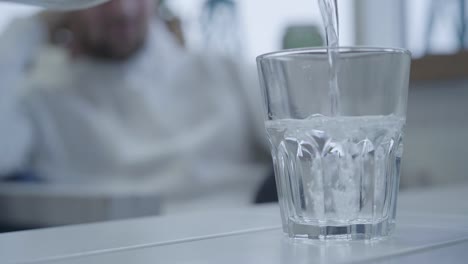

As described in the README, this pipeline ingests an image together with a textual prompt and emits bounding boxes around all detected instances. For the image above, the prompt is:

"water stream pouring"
[318,0,341,116]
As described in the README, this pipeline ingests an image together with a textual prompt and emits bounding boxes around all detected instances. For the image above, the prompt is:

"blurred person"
[0,0,271,210]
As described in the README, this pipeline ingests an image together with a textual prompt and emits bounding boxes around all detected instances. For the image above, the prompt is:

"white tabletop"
[2,183,468,264]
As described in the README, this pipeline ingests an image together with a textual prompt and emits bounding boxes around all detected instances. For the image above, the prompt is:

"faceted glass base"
[285,218,395,241]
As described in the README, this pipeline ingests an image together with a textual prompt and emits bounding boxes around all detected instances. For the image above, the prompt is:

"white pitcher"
[0,0,110,10]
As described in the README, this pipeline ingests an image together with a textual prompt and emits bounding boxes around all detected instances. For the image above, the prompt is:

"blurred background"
[1,0,467,59]
[0,0,467,232]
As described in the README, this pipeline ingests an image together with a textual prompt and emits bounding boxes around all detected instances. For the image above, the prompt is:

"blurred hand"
[39,11,68,38]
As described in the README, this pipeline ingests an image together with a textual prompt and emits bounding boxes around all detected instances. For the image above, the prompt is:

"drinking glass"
[257,47,411,240]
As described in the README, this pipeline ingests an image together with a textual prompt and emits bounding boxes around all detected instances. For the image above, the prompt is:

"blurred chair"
[401,77,468,188]
[254,170,277,204]
[0,183,161,231]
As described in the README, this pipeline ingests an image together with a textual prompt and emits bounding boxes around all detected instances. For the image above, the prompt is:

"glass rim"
[256,46,412,61]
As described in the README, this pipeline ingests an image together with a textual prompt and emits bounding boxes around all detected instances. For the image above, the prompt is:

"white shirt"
[0,16,270,208]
